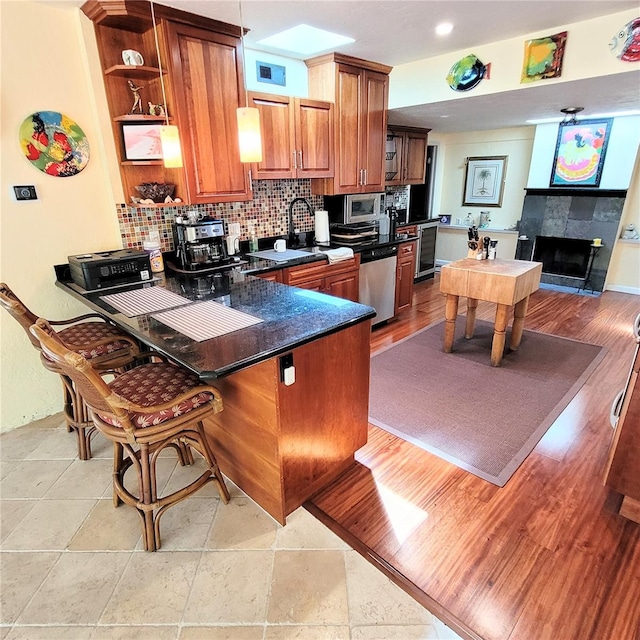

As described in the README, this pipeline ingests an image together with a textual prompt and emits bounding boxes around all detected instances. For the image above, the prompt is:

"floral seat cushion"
[58,322,133,360]
[98,362,215,428]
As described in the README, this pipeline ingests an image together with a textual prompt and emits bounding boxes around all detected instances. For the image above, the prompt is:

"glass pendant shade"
[160,125,183,168]
[237,107,263,163]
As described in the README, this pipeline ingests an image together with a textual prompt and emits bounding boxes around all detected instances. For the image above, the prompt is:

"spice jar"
[143,240,164,273]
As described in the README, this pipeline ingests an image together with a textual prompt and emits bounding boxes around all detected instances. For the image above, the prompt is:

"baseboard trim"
[605,284,640,295]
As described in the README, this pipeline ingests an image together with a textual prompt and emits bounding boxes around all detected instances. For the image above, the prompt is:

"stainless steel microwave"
[324,193,385,225]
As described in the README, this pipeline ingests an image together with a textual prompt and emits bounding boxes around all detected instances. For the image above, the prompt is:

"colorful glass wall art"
[19,111,90,177]
[521,31,567,83]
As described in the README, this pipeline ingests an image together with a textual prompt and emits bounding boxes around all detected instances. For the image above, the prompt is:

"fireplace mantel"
[524,188,627,198]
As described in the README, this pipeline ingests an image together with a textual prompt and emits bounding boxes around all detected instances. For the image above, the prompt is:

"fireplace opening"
[533,236,592,278]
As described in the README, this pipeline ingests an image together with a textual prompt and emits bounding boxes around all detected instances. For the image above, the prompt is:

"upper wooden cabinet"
[82,0,251,206]
[386,126,430,186]
[305,53,392,195]
[166,22,251,203]
[248,92,334,180]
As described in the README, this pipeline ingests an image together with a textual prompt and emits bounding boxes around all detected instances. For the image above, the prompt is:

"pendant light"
[236,0,263,163]
[150,0,183,168]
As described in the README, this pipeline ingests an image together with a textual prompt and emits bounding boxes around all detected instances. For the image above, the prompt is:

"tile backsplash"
[116,179,324,252]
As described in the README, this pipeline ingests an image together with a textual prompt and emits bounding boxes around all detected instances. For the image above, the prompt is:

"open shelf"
[114,114,170,122]
[104,64,164,79]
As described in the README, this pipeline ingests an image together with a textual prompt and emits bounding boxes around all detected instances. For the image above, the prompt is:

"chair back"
[0,283,40,349]
[30,318,133,431]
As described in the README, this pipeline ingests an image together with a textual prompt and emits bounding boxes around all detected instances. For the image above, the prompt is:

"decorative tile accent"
[116,179,324,252]
[520,191,625,291]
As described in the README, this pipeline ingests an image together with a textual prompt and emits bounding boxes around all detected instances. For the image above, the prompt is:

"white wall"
[390,8,640,110]
[436,127,535,230]
[527,117,640,189]
[0,2,122,431]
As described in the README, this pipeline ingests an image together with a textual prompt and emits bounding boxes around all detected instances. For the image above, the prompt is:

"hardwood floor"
[306,274,640,640]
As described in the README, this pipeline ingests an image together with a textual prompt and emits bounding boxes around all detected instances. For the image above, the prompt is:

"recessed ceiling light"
[257,24,355,56]
[435,22,454,36]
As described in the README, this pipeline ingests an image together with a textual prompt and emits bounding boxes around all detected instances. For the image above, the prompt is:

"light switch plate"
[13,185,38,201]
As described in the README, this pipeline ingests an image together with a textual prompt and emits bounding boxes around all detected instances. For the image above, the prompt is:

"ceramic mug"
[274,239,286,252]
[226,235,239,255]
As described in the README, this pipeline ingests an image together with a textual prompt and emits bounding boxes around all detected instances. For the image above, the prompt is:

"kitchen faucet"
[288,197,313,248]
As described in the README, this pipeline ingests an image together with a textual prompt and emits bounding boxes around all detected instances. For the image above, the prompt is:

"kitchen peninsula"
[56,269,375,524]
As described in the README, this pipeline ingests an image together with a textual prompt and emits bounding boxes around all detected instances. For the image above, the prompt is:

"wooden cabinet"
[165,21,251,203]
[397,224,418,237]
[604,317,640,523]
[254,270,283,284]
[306,53,392,195]
[283,255,360,302]
[82,1,250,206]
[386,126,429,186]
[395,240,417,314]
[248,92,334,180]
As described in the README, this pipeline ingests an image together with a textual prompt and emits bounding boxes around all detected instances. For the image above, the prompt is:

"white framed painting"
[462,156,508,207]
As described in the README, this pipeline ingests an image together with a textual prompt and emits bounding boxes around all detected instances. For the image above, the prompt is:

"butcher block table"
[439,258,542,366]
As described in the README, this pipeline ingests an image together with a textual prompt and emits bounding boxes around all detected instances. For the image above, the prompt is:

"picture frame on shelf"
[121,122,163,161]
[549,118,613,188]
[463,156,507,207]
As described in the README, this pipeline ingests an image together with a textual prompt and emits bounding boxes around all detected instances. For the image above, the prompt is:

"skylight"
[257,24,354,56]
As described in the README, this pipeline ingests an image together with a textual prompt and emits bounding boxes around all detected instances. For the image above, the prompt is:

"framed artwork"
[462,156,508,207]
[521,31,567,83]
[549,118,613,187]
[439,215,451,225]
[121,123,163,161]
[19,111,90,177]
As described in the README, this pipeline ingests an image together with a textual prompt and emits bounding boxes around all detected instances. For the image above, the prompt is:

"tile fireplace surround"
[517,189,626,292]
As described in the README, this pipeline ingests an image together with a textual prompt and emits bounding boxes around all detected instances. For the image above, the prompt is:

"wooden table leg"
[444,294,459,353]
[465,298,478,339]
[491,304,510,367]
[510,296,530,351]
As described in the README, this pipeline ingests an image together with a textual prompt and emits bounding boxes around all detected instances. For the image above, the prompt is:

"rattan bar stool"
[0,283,140,459]
[31,318,230,551]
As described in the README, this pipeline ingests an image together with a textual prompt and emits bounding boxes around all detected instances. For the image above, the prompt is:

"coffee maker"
[173,217,229,271]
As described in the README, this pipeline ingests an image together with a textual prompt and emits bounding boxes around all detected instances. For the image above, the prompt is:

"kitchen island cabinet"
[283,254,360,301]
[55,270,374,524]
[306,53,391,195]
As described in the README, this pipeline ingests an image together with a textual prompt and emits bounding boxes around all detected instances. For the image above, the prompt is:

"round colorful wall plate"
[19,111,90,177]
[446,54,486,92]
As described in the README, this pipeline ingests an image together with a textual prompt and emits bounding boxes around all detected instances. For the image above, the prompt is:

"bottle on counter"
[143,240,164,273]
[249,226,259,252]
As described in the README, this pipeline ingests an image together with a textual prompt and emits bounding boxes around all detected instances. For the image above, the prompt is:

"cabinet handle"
[359,169,363,185]
[248,169,253,191]
[298,150,303,170]
[363,168,367,185]
[292,150,297,170]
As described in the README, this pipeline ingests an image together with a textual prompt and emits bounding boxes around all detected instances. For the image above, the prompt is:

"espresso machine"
[173,217,229,271]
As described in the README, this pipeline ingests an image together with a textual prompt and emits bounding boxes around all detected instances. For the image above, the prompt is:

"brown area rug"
[369,320,606,486]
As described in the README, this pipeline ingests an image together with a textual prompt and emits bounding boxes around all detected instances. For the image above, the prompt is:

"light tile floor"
[1,414,463,640]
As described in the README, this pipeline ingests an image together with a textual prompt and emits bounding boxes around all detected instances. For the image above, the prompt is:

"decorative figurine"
[127,80,144,114]
[621,223,640,239]
[148,102,166,117]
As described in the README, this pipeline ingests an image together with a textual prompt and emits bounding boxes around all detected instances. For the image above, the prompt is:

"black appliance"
[68,249,152,290]
[173,217,230,271]
[329,222,378,246]
[415,221,439,280]
[408,145,437,223]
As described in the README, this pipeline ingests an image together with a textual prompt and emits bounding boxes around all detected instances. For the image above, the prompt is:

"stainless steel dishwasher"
[358,244,398,325]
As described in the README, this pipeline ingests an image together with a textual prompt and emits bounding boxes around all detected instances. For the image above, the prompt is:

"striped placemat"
[152,300,263,342]
[100,287,190,317]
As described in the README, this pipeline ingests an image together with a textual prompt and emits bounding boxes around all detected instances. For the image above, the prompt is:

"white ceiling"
[59,0,640,133]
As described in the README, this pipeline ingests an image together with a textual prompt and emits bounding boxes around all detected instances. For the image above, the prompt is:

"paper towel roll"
[314,210,330,243]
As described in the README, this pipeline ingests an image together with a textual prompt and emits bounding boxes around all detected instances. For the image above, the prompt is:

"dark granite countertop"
[55,270,375,380]
[239,233,419,276]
